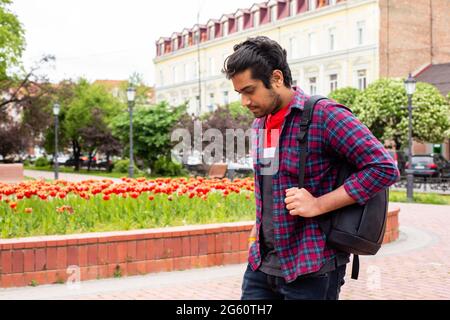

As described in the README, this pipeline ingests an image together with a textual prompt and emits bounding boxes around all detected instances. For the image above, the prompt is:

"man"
[222,36,400,300]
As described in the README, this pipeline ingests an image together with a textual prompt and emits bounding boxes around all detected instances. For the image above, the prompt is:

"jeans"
[241,264,347,300]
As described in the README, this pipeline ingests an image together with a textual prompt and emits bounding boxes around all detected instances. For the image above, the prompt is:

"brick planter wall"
[0,207,400,288]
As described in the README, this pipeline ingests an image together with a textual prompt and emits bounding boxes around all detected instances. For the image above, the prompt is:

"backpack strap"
[297,95,327,189]
[352,255,360,280]
[298,95,361,281]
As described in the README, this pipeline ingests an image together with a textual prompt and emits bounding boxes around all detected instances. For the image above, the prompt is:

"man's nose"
[241,95,251,107]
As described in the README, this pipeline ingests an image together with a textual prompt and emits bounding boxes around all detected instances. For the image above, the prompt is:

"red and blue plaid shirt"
[249,87,400,283]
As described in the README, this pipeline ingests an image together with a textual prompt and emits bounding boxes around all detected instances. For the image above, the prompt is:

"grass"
[25,165,135,179]
[389,191,450,205]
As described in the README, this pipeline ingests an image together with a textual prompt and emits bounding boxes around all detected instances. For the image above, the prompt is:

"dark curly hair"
[222,36,292,89]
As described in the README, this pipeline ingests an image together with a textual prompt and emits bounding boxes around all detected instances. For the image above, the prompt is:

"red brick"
[173,256,191,271]
[7,273,27,287]
[67,246,79,266]
[216,253,224,266]
[181,237,190,257]
[136,241,146,261]
[46,247,58,270]
[207,234,216,254]
[223,253,233,265]
[107,243,118,264]
[239,232,248,251]
[80,266,98,281]
[215,234,224,253]
[171,238,183,258]
[151,239,164,259]
[127,241,137,262]
[239,251,248,264]
[207,254,217,267]
[23,250,35,272]
[35,248,46,271]
[162,238,174,259]
[231,233,240,252]
[47,271,67,285]
[56,247,67,270]
[87,244,98,266]
[190,236,199,256]
[223,233,232,253]
[1,250,12,274]
[79,245,88,267]
[97,265,109,279]
[117,242,128,263]
[24,271,48,287]
[127,262,138,276]
[134,261,147,275]
[12,250,24,273]
[98,244,108,265]
[198,235,208,255]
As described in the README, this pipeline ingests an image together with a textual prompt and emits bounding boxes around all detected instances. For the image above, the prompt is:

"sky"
[10,0,257,86]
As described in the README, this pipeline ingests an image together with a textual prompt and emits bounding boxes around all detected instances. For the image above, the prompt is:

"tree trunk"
[72,140,81,172]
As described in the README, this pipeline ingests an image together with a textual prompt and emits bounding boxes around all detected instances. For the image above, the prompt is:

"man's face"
[231,69,281,119]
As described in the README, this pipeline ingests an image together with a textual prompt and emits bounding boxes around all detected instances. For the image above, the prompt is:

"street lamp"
[53,103,60,181]
[127,87,136,178]
[404,73,416,203]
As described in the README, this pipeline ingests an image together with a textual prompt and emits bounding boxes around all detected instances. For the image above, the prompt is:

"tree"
[43,79,123,171]
[328,87,361,110]
[111,101,187,170]
[353,79,450,150]
[0,0,25,81]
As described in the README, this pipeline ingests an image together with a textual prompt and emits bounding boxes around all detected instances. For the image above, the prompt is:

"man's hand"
[284,188,323,218]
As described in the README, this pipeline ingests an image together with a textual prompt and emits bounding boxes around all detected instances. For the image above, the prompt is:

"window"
[357,21,365,45]
[329,28,336,51]
[289,37,298,59]
[209,93,215,112]
[271,5,277,22]
[308,0,316,10]
[309,32,318,55]
[223,91,229,105]
[329,74,338,92]
[254,11,260,27]
[309,77,317,95]
[357,69,367,90]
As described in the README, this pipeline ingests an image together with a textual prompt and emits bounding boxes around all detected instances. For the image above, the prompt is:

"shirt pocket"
[280,146,303,178]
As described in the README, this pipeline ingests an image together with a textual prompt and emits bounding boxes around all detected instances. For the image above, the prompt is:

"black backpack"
[298,96,389,280]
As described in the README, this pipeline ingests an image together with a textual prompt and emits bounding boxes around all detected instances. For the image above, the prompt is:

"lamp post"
[53,103,60,181]
[404,74,416,203]
[127,87,136,178]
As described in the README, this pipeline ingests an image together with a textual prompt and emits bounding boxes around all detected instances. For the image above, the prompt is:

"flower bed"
[0,177,255,239]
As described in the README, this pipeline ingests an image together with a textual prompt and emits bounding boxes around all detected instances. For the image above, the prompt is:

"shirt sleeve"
[321,103,401,205]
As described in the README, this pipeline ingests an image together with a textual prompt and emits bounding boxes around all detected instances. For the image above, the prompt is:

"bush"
[152,156,188,177]
[112,159,143,175]
[35,157,50,168]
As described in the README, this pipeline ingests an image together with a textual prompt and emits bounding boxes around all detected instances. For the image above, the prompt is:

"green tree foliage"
[328,87,361,109]
[0,0,25,80]
[111,101,187,170]
[353,78,450,150]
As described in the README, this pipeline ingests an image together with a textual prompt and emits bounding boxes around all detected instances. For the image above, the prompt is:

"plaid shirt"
[249,87,400,283]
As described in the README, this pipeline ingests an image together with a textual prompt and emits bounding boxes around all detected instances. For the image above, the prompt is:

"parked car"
[405,154,450,178]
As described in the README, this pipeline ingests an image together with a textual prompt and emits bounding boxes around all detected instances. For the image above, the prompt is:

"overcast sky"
[10,0,257,86]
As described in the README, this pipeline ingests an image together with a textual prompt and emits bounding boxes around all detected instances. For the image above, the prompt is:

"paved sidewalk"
[24,170,122,183]
[1,202,449,300]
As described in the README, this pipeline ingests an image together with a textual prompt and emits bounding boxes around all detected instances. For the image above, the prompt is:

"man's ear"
[271,70,284,88]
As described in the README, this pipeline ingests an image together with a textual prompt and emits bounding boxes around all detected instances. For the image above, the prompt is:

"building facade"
[154,0,449,116]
